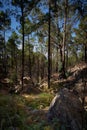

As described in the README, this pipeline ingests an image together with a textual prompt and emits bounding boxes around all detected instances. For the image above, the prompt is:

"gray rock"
[47,88,82,130]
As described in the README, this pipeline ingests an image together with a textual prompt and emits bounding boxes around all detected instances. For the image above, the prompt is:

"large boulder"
[20,77,41,94]
[23,76,34,85]
[47,88,82,130]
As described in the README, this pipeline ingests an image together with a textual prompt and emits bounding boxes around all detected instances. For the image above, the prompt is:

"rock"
[19,77,34,86]
[40,82,48,90]
[9,85,21,94]
[47,88,82,130]
[23,77,31,84]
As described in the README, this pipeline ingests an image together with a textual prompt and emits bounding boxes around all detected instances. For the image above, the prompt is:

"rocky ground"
[0,63,87,130]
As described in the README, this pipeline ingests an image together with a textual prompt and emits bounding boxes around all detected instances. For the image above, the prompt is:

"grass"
[24,93,54,109]
[0,93,54,130]
[0,92,80,130]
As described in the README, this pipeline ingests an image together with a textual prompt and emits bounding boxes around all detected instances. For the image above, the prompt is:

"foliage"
[24,93,53,109]
[0,94,27,130]
[0,93,54,130]
[0,0,87,129]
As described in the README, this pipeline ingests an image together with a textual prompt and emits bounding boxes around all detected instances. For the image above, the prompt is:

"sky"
[0,0,19,40]
[0,0,84,47]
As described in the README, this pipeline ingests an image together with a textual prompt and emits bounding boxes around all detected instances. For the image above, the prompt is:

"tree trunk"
[62,0,67,77]
[66,45,68,68]
[15,49,18,85]
[56,19,60,73]
[59,44,63,64]
[56,47,58,73]
[84,44,87,63]
[48,2,51,89]
[21,1,25,90]
[3,30,7,75]
[37,56,40,83]
[65,0,68,69]
[40,46,44,80]
[28,35,32,78]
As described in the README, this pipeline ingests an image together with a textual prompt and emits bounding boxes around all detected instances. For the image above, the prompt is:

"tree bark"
[48,2,51,89]
[62,0,67,77]
[56,47,58,73]
[37,56,40,83]
[3,30,7,75]
[66,45,68,68]
[28,35,32,78]
[21,1,25,90]
[84,44,87,63]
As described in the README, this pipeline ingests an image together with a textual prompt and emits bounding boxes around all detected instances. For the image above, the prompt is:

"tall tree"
[48,1,51,89]
[74,16,87,63]
[61,0,68,77]
[0,34,5,78]
[0,10,11,75]
[7,32,19,84]
[12,0,40,89]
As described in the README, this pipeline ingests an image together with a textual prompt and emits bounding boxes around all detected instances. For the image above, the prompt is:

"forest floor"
[0,63,87,130]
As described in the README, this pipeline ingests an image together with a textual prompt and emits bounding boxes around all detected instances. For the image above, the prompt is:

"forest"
[0,0,87,130]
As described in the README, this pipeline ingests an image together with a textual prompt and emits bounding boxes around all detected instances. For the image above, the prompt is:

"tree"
[47,0,58,88]
[24,36,34,78]
[0,34,5,78]
[48,1,51,89]
[0,10,11,75]
[7,32,19,84]
[12,0,40,89]
[74,16,87,63]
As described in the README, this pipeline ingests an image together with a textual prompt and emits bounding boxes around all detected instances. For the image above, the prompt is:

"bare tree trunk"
[84,44,87,63]
[56,20,60,73]
[66,45,68,68]
[40,46,44,80]
[62,0,67,77]
[28,35,32,78]
[21,1,25,90]
[41,63,44,80]
[37,56,40,83]
[15,49,18,85]
[59,44,63,64]
[48,2,51,89]
[56,47,58,73]
[65,0,69,69]
[3,30,7,75]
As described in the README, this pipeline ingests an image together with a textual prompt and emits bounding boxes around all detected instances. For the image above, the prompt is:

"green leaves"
[0,93,54,130]
[0,11,11,30]
[74,16,87,45]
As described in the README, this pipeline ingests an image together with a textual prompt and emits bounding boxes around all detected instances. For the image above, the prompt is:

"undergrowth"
[0,93,55,130]
[1,92,86,130]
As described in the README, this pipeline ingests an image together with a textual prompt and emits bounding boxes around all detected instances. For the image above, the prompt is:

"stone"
[47,88,82,130]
